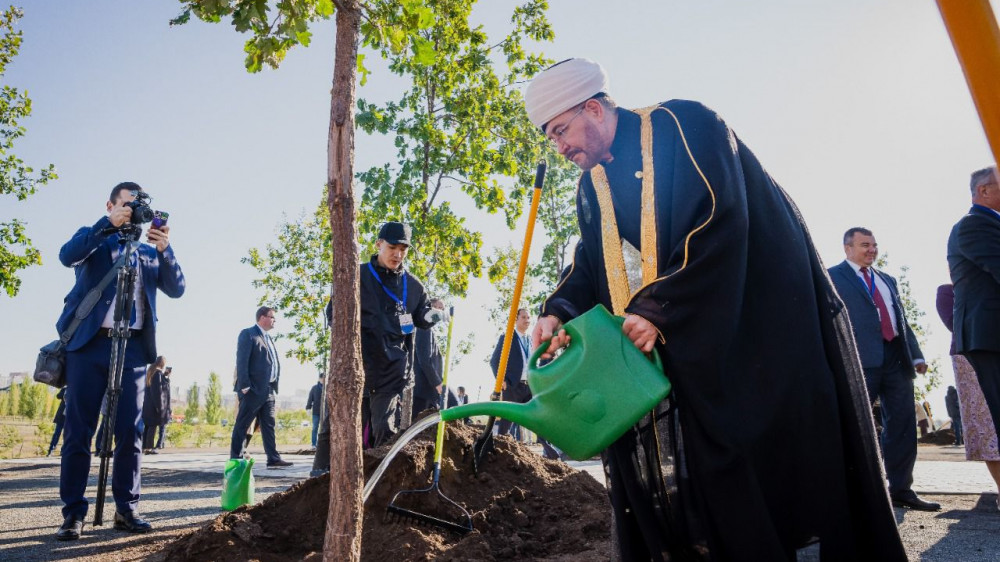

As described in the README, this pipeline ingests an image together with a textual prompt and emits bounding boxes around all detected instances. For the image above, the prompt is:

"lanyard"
[860,268,876,298]
[367,262,407,308]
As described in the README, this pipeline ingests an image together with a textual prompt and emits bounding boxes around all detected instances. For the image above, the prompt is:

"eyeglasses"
[266,315,276,319]
[546,105,585,146]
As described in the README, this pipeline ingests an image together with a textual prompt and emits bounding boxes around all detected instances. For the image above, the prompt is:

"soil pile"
[919,427,957,446]
[161,419,612,561]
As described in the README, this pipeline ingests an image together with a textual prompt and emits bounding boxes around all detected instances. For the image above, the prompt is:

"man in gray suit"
[229,306,292,468]
[829,227,937,511]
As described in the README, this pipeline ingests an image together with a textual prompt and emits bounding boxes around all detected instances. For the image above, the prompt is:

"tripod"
[93,225,142,527]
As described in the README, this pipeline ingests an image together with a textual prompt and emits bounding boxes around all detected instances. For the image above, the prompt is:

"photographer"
[54,182,185,541]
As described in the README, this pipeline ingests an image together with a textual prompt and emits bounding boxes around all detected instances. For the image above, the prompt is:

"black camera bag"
[34,251,128,388]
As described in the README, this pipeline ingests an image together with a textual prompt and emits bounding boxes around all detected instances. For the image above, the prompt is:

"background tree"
[172,1,552,558]
[354,0,553,297]
[6,383,18,417]
[204,372,223,425]
[486,155,580,331]
[244,202,331,370]
[184,382,201,423]
[0,6,57,297]
[15,378,46,419]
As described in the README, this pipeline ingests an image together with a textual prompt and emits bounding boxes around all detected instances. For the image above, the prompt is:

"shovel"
[471,161,546,474]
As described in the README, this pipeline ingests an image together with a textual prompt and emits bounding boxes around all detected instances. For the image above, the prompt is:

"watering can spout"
[441,400,539,429]
[442,305,671,461]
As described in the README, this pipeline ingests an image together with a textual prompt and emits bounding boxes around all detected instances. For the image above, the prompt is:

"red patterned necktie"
[861,267,895,341]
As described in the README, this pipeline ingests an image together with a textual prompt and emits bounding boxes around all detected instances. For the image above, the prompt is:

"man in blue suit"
[229,306,292,468]
[829,227,937,511]
[55,182,185,540]
[949,165,1000,444]
[490,308,533,437]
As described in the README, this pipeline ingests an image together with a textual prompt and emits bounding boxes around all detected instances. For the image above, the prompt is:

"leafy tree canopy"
[243,200,331,369]
[0,6,57,297]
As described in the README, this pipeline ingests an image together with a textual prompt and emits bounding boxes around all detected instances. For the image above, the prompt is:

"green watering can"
[221,457,255,511]
[441,305,671,460]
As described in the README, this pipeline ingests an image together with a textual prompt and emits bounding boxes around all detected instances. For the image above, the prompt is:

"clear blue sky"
[2,0,994,417]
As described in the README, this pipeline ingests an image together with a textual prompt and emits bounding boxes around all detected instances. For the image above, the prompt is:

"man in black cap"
[359,221,446,447]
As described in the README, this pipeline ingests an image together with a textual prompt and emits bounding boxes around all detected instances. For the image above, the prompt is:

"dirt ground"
[158,420,612,561]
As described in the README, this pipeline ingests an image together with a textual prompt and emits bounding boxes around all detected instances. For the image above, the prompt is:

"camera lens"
[127,201,155,224]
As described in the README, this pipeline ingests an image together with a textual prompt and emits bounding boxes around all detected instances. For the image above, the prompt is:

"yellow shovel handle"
[937,0,1000,167]
[493,162,546,397]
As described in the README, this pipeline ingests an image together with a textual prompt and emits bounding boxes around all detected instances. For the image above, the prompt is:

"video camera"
[125,190,156,225]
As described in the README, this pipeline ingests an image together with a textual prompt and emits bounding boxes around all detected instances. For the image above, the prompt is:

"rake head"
[385,485,473,536]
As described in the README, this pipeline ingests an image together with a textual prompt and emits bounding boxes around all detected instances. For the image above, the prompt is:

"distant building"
[8,372,29,386]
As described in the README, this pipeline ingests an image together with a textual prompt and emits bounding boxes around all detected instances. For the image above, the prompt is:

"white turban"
[524,58,609,129]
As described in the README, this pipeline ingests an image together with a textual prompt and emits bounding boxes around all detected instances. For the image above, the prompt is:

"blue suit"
[829,260,923,495]
[229,325,282,462]
[58,215,184,519]
[490,333,532,437]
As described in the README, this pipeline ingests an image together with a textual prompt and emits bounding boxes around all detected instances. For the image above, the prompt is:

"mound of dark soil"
[160,420,612,561]
[919,427,957,446]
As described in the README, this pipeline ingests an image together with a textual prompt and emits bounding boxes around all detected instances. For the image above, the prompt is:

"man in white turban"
[528,59,906,561]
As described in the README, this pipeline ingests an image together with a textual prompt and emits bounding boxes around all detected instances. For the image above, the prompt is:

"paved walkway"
[11,446,991,494]
[1,444,998,560]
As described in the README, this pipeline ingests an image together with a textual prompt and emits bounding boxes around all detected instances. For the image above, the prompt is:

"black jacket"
[413,327,443,403]
[360,255,435,394]
[489,332,532,403]
[306,382,323,411]
[142,369,170,425]
[948,205,1000,353]
[946,387,961,420]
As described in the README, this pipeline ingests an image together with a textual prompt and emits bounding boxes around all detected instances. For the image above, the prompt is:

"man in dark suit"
[412,298,446,418]
[949,165,1000,442]
[490,308,533,437]
[55,182,185,540]
[229,306,292,468]
[305,373,324,448]
[829,227,937,511]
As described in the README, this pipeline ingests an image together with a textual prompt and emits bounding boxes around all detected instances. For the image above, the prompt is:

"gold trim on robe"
[590,105,718,317]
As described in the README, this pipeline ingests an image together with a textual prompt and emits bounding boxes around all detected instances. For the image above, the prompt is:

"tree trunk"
[324,3,363,561]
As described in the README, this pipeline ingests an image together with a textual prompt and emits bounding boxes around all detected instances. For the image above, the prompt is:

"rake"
[385,306,473,535]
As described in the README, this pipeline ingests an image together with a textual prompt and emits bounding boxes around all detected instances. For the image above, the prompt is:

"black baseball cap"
[378,222,411,246]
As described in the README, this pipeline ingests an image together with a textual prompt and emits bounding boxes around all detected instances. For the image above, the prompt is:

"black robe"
[541,101,905,561]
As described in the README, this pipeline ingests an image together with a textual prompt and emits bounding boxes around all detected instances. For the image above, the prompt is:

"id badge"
[399,313,414,335]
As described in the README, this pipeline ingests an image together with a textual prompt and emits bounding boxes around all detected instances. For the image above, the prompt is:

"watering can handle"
[529,314,664,372]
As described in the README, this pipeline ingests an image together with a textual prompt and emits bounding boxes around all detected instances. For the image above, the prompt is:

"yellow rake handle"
[434,307,456,464]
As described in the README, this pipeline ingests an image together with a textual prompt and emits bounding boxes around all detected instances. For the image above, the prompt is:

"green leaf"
[357,53,370,87]
[411,37,435,66]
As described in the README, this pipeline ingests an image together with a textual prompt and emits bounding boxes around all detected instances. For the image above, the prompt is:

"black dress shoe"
[55,515,84,541]
[113,511,153,533]
[267,459,293,469]
[891,492,941,511]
